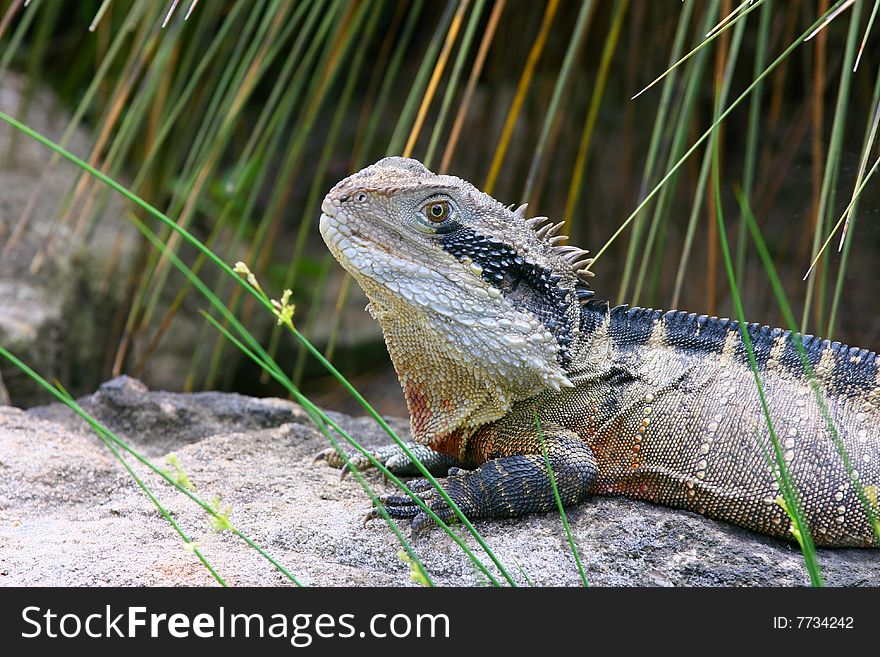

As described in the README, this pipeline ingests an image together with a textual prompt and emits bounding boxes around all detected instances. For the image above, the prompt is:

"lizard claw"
[313,446,348,469]
[315,444,475,532]
[314,445,377,475]
[363,507,382,528]
[368,478,463,532]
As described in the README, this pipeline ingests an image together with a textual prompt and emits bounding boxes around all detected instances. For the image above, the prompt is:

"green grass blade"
[827,68,880,338]
[630,0,765,100]
[616,0,695,302]
[387,0,456,156]
[737,191,880,547]
[590,0,848,273]
[47,382,228,586]
[670,9,747,309]
[0,345,298,586]
[800,0,862,335]
[563,0,628,235]
[535,412,588,587]
[197,310,435,588]
[712,142,824,586]
[522,0,596,202]
[423,0,486,169]
[630,1,719,306]
[734,0,772,284]
[403,0,472,158]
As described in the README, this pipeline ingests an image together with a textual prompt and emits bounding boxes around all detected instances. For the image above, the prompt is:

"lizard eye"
[424,201,450,223]
[415,197,457,233]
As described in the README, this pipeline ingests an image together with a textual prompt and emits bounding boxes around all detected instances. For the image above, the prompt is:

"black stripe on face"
[440,226,574,366]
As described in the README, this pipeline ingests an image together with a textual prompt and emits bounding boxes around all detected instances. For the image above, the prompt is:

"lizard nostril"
[340,195,349,203]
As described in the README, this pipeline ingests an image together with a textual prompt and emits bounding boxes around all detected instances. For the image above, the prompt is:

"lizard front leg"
[371,430,598,530]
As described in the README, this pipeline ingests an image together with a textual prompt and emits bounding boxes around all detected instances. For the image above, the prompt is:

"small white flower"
[272,289,295,327]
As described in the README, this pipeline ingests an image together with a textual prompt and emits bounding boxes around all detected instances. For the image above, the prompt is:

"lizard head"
[320,157,594,446]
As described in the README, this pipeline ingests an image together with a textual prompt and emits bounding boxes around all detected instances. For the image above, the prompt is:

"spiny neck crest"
[515,203,596,302]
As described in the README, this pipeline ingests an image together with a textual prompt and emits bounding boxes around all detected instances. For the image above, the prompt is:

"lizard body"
[318,156,879,547]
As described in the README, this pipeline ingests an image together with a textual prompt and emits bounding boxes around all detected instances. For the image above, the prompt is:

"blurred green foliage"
[2,0,879,405]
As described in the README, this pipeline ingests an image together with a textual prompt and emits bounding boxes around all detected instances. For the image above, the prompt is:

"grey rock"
[1,377,877,586]
[0,369,8,406]
[0,73,138,407]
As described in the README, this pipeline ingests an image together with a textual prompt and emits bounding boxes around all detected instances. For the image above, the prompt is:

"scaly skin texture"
[318,157,880,547]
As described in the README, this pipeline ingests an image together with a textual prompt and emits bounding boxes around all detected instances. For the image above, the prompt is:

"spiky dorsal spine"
[515,204,595,302]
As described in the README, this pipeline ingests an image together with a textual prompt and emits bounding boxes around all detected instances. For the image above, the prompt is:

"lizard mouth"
[318,212,348,255]
[320,196,337,218]
[319,204,373,275]
[318,193,351,244]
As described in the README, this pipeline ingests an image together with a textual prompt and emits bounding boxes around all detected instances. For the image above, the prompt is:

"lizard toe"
[372,481,458,532]
[385,452,417,472]
[406,478,437,493]
[315,441,462,478]
[314,446,384,476]
[411,507,457,534]
[313,446,346,468]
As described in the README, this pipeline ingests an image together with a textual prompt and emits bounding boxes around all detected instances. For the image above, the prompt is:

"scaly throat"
[370,295,521,447]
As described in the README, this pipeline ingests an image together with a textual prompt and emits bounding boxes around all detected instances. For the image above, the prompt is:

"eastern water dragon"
[317,156,879,547]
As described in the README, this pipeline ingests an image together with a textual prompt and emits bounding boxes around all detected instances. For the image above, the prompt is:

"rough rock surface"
[0,377,877,587]
[0,73,138,406]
